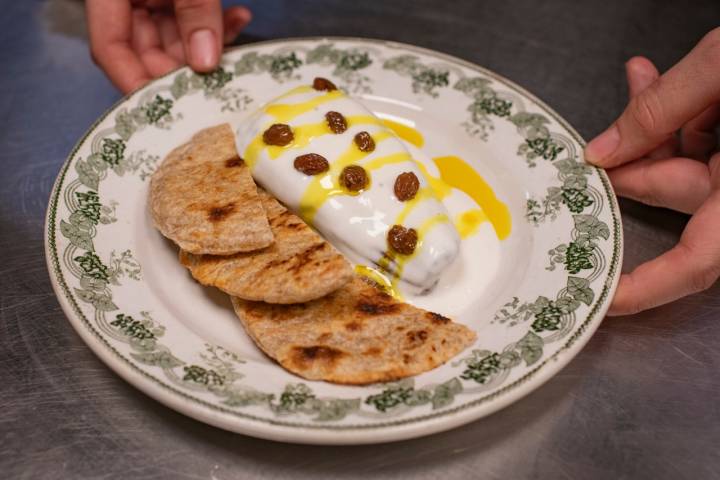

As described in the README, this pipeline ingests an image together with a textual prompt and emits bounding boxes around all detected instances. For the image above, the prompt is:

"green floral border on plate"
[46,37,621,430]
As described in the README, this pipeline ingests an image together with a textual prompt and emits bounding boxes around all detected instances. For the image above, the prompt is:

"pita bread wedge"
[180,189,353,303]
[150,124,273,255]
[231,277,476,384]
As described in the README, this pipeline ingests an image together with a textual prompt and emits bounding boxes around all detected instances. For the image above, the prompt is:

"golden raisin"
[313,77,337,91]
[325,111,347,134]
[354,131,375,152]
[262,124,294,146]
[340,165,369,192]
[387,225,418,255]
[394,172,420,201]
[294,153,329,175]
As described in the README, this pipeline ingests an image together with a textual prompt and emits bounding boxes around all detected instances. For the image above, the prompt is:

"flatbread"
[180,189,353,304]
[231,277,476,384]
[150,124,273,255]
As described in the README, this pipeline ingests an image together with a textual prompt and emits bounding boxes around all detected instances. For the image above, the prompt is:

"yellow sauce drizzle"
[361,151,413,173]
[348,115,384,129]
[354,265,400,299]
[393,188,433,226]
[432,155,512,240]
[268,121,330,159]
[380,118,424,148]
[456,209,488,239]
[414,161,453,199]
[274,85,313,100]
[298,133,396,222]
[243,114,383,168]
[416,213,452,246]
[265,90,343,123]
[378,213,451,292]
[381,119,512,241]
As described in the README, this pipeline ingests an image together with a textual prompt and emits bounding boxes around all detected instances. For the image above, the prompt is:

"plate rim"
[44,35,623,444]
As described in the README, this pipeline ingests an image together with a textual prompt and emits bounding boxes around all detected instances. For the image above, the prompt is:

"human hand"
[86,0,251,94]
[584,28,720,316]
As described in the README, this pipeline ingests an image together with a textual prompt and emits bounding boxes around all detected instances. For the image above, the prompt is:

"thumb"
[585,27,720,168]
[174,0,223,72]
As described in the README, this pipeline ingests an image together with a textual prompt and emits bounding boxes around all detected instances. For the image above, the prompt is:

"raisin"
[387,225,418,255]
[313,77,337,91]
[340,165,369,192]
[394,172,420,201]
[263,124,294,146]
[354,131,375,152]
[325,111,348,134]
[294,153,329,175]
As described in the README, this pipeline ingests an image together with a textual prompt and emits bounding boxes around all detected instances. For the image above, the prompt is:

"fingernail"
[190,29,217,70]
[585,125,620,165]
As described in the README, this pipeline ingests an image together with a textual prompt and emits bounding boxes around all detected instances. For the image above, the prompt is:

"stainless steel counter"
[2,0,719,478]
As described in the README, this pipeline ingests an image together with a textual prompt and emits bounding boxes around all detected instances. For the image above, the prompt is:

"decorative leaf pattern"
[531,302,564,332]
[516,332,544,366]
[74,287,117,311]
[306,44,374,93]
[183,365,225,386]
[142,95,174,124]
[431,378,463,409]
[112,150,159,180]
[170,67,254,112]
[270,384,361,421]
[457,332,544,384]
[234,51,303,81]
[383,55,449,97]
[74,251,109,280]
[518,136,565,164]
[100,138,126,167]
[60,220,94,251]
[460,351,502,383]
[111,313,157,340]
[131,350,184,369]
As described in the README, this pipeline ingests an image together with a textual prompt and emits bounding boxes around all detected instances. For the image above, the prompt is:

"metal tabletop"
[2,0,719,478]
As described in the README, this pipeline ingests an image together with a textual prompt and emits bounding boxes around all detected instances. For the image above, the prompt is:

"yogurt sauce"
[234,84,512,309]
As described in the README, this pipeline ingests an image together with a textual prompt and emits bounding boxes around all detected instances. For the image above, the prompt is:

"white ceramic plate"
[45,37,622,445]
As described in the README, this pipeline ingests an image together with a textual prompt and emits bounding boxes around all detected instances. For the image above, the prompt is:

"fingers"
[131,9,180,78]
[710,151,720,190]
[625,56,659,97]
[586,27,720,168]
[607,156,711,214]
[87,0,247,91]
[624,56,678,159]
[608,186,720,316]
[156,11,185,62]
[86,0,150,93]
[173,0,223,72]
[222,6,252,44]
[681,104,720,160]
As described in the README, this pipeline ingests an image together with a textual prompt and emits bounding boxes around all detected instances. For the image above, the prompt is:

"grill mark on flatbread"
[208,203,236,222]
[356,300,399,315]
[405,329,429,348]
[289,345,346,371]
[289,243,328,274]
[150,124,273,255]
[231,277,476,384]
[225,157,244,168]
[427,312,451,324]
[344,321,362,331]
[179,189,353,304]
[364,347,382,356]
